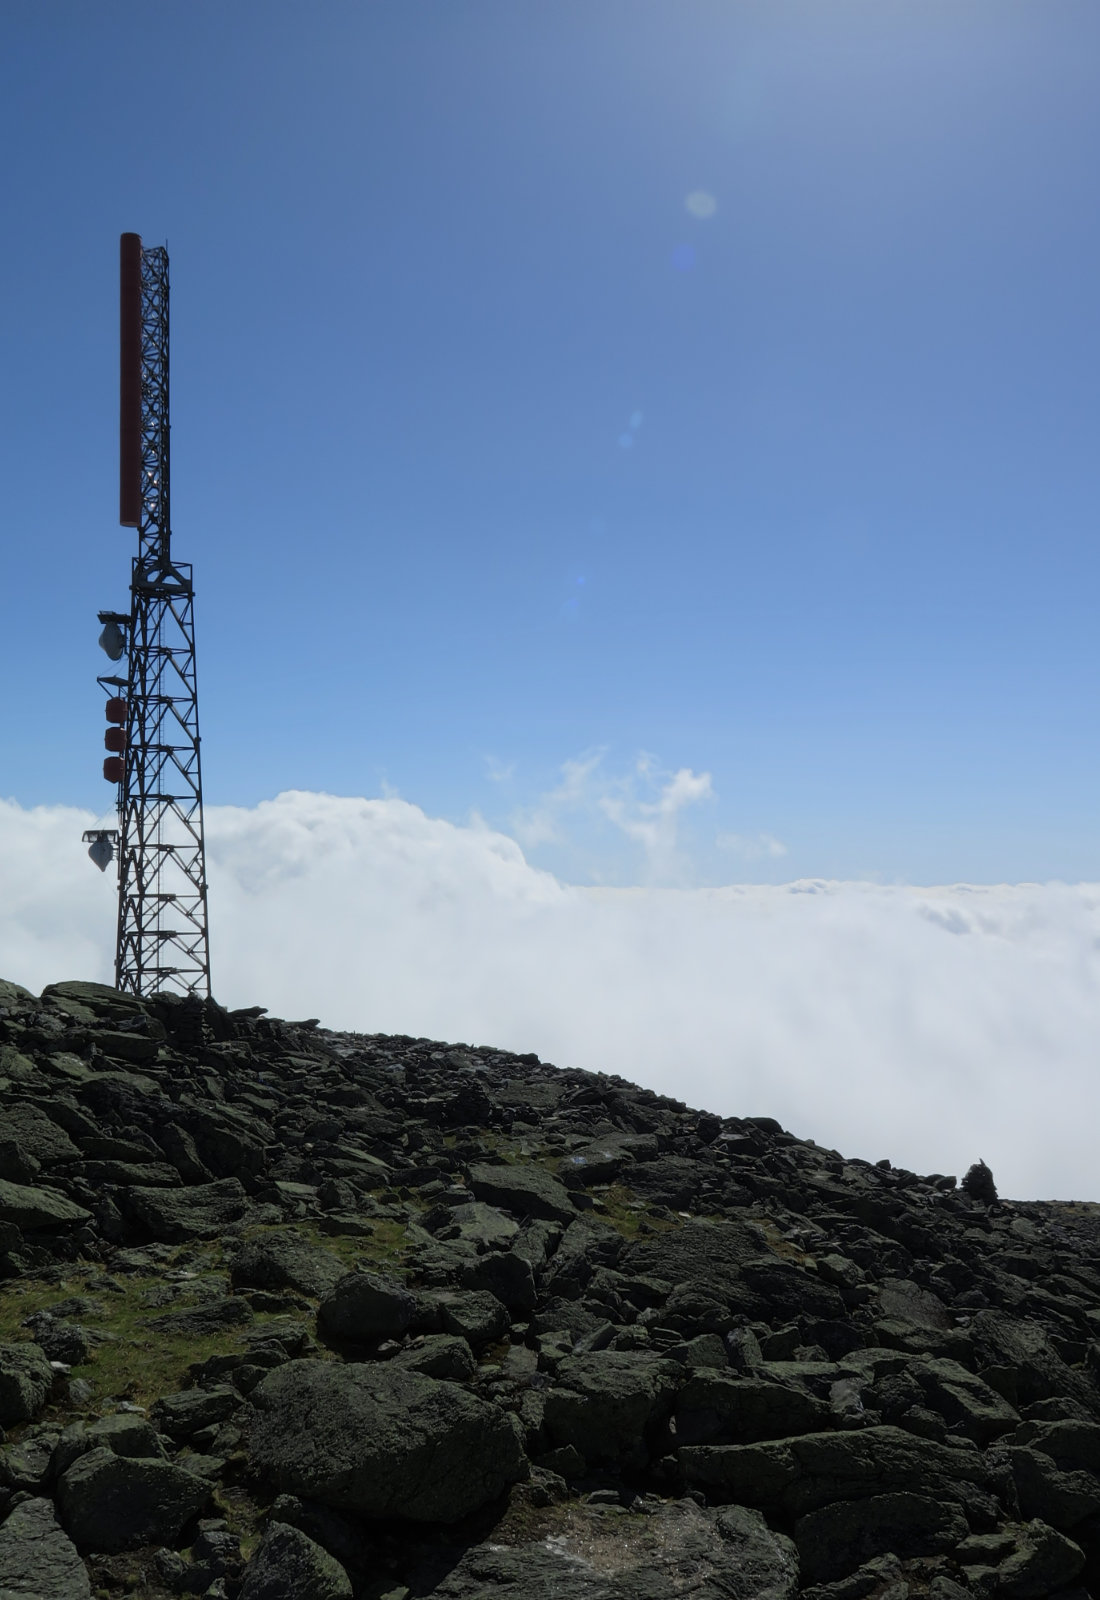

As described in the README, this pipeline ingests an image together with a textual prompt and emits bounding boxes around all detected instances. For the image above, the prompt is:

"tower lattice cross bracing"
[87,233,212,998]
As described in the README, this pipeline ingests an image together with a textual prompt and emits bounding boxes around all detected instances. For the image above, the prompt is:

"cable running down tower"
[86,233,211,998]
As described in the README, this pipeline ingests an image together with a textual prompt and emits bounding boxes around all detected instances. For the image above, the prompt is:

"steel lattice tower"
[91,233,211,997]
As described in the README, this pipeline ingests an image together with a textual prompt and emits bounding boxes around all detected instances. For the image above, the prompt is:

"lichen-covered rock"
[126,1176,251,1240]
[1,1105,81,1166]
[317,1269,417,1340]
[443,1200,520,1250]
[57,1447,212,1551]
[997,1518,1085,1597]
[0,1179,90,1232]
[680,1423,1010,1520]
[0,1495,91,1599]
[0,1339,54,1424]
[239,1520,352,1600]
[1007,1444,1100,1528]
[51,1414,167,1479]
[230,1227,346,1299]
[544,1352,680,1467]
[151,1385,242,1440]
[674,1372,831,1446]
[250,1358,526,1521]
[794,1491,968,1583]
[438,1288,510,1346]
[430,1500,799,1600]
[467,1162,577,1224]
[391,1334,477,1381]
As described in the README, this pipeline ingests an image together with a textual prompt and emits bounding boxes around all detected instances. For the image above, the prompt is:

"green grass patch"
[236,1214,416,1278]
[592,1185,680,1240]
[0,1243,286,1414]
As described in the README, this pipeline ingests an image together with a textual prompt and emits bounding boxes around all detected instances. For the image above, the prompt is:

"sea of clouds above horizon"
[3,789,1099,1203]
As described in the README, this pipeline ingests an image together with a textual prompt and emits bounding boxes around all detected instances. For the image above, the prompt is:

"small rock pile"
[2,976,1100,1599]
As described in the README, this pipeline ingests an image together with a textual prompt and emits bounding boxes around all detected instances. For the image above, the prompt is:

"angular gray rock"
[544,1352,679,1467]
[51,1413,167,1479]
[318,1269,417,1340]
[1,1106,81,1166]
[438,1288,510,1346]
[250,1358,525,1521]
[0,1339,54,1424]
[230,1228,347,1299]
[0,1495,91,1600]
[674,1372,831,1446]
[680,1423,1008,1519]
[1008,1444,1100,1529]
[997,1518,1085,1597]
[467,1162,577,1224]
[444,1200,520,1249]
[0,1180,90,1232]
[391,1334,477,1381]
[430,1499,798,1600]
[915,1356,1020,1443]
[151,1385,242,1440]
[126,1177,251,1240]
[620,1218,761,1293]
[56,1447,212,1551]
[239,1520,352,1600]
[794,1491,968,1583]
[460,1244,538,1311]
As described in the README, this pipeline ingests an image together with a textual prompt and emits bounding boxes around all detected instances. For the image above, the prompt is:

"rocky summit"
[2,978,1100,1599]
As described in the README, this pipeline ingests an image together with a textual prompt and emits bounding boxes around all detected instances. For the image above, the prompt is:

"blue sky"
[4,0,1100,886]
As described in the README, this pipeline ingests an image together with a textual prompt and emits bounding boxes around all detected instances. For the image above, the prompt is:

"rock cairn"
[2,976,1100,1599]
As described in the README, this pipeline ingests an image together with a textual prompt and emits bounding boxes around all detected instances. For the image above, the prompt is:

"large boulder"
[438,1289,510,1346]
[968,1311,1090,1409]
[181,1105,269,1178]
[431,1500,799,1600]
[126,1176,251,1240]
[795,1491,967,1584]
[444,1201,520,1250]
[249,1358,525,1522]
[239,1520,352,1600]
[318,1270,417,1340]
[230,1228,347,1300]
[391,1334,477,1382]
[1013,1417,1100,1472]
[151,1386,242,1441]
[57,1447,212,1551]
[0,1339,54,1424]
[996,1519,1086,1597]
[0,1495,91,1600]
[460,1245,538,1311]
[1,1105,81,1165]
[620,1219,762,1305]
[467,1162,577,1225]
[51,1414,167,1479]
[738,1259,846,1322]
[0,1180,90,1232]
[915,1356,1020,1443]
[680,1424,1010,1522]
[40,980,149,1022]
[1008,1445,1100,1529]
[544,1353,680,1467]
[674,1372,831,1446]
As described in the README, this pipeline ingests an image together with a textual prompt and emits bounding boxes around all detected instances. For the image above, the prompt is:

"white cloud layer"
[3,791,1100,1201]
[510,750,715,884]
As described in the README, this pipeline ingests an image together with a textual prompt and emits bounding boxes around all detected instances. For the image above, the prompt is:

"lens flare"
[684,190,717,219]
